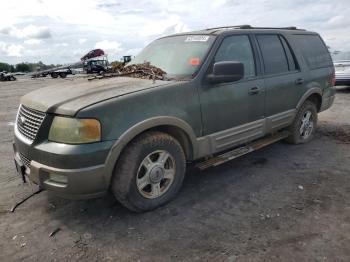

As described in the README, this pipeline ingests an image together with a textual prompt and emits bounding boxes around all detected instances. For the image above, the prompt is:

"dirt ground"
[0,76,349,262]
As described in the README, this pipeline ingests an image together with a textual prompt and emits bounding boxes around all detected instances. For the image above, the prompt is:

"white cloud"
[140,15,190,37]
[78,38,87,44]
[24,39,43,45]
[95,40,122,52]
[125,48,142,57]
[1,0,350,64]
[55,43,68,47]
[6,25,52,39]
[0,27,11,34]
[7,44,24,56]
[0,42,24,57]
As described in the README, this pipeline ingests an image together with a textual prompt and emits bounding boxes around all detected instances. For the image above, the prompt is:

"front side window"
[214,35,256,78]
[129,35,215,78]
[257,34,289,75]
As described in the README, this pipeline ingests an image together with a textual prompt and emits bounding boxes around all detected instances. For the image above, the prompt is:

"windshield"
[128,35,215,78]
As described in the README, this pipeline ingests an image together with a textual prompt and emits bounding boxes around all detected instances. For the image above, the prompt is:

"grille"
[16,105,46,142]
[19,153,31,168]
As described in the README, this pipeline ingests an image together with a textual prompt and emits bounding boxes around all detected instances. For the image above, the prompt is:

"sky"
[0,0,349,64]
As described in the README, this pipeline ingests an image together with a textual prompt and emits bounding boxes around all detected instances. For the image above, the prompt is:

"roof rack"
[205,25,304,31]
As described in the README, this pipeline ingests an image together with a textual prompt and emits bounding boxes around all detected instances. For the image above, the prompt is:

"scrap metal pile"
[88,62,166,81]
[0,72,16,81]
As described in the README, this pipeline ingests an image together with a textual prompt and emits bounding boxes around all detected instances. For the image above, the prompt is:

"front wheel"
[111,131,186,212]
[285,100,318,144]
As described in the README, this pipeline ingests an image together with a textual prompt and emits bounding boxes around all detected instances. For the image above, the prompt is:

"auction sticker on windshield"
[185,35,210,42]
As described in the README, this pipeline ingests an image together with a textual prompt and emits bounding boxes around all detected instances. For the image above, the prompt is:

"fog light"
[49,173,68,184]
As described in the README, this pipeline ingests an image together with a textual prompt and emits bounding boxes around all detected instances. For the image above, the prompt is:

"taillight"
[330,72,336,86]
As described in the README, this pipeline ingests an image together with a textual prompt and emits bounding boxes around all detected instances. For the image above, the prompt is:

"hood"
[21,77,173,116]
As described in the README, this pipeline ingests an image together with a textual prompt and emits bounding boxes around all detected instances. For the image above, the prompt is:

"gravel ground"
[0,76,349,262]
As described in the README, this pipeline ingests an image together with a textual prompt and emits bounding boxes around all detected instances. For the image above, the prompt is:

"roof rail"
[205,25,304,31]
[205,25,252,31]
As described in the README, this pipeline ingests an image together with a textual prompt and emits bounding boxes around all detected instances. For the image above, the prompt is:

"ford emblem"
[20,116,26,124]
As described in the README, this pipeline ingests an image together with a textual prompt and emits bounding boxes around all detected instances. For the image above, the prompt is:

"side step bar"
[196,131,289,170]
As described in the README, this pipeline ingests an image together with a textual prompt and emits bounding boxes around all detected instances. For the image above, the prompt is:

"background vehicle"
[81,49,105,61]
[13,25,335,212]
[334,60,350,86]
[332,51,350,86]
[47,68,74,79]
[83,59,109,74]
[31,49,109,78]
[0,71,16,81]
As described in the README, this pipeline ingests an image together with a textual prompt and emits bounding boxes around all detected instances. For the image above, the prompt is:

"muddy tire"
[111,131,186,212]
[59,72,67,78]
[51,72,58,78]
[285,100,318,144]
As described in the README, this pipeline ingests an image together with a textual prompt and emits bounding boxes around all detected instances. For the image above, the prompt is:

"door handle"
[295,78,304,85]
[248,86,260,95]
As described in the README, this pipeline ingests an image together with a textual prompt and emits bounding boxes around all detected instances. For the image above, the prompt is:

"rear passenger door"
[256,34,304,131]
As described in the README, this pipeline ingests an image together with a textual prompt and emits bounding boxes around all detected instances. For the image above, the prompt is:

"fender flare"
[103,116,198,183]
[296,87,322,110]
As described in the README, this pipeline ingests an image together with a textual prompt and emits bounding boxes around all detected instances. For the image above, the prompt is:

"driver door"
[199,34,266,152]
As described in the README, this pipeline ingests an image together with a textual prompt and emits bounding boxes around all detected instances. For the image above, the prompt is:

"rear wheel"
[285,100,318,144]
[111,131,186,212]
[59,72,67,78]
[51,72,58,78]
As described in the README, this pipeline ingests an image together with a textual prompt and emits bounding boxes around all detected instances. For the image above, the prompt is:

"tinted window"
[295,34,332,69]
[280,36,298,71]
[215,35,256,78]
[257,34,289,75]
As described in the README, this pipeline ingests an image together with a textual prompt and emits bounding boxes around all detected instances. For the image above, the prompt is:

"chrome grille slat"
[17,124,37,137]
[19,111,44,125]
[20,105,46,118]
[17,118,40,131]
[16,105,46,142]
[17,121,39,133]
[19,113,45,125]
[19,153,31,168]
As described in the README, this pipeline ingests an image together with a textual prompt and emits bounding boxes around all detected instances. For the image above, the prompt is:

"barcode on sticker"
[185,35,209,42]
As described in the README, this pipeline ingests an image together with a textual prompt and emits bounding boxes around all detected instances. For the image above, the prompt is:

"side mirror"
[207,61,244,84]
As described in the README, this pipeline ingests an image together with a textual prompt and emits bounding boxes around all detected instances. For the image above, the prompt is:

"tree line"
[0,61,62,73]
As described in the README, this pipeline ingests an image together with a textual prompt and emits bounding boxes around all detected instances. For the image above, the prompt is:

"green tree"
[15,63,31,72]
[0,62,12,72]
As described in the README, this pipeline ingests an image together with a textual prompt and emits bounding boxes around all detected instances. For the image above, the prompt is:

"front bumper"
[13,136,116,199]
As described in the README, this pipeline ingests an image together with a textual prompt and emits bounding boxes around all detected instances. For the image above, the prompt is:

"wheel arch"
[296,88,323,112]
[104,116,198,184]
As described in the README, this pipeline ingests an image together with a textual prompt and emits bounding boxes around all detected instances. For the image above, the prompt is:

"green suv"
[13,26,335,212]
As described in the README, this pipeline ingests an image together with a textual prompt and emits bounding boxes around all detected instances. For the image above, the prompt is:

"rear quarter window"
[294,34,333,69]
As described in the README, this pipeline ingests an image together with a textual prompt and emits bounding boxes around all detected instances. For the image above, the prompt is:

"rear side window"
[214,35,256,78]
[256,34,289,75]
[294,34,332,69]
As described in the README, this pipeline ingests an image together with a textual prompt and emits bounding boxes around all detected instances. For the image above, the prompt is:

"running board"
[196,131,289,170]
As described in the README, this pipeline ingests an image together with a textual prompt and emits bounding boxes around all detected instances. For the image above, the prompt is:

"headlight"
[49,117,101,144]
